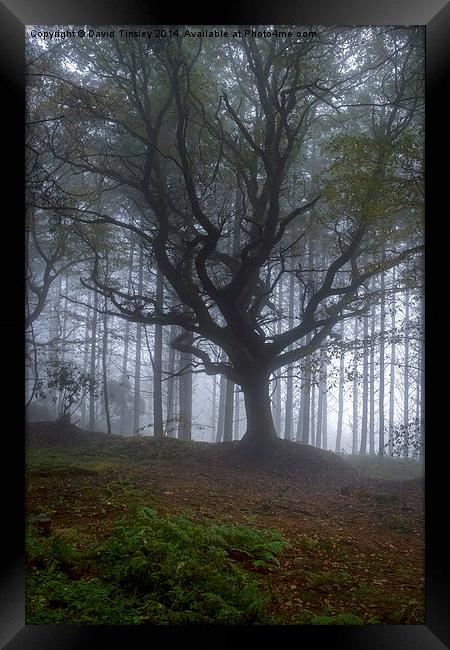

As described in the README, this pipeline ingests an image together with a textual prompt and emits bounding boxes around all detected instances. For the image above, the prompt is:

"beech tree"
[27,27,424,452]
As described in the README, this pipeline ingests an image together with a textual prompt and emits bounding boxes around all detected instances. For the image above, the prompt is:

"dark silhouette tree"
[28,28,424,452]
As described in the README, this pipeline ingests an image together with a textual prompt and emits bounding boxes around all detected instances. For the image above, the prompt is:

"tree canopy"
[26,26,424,451]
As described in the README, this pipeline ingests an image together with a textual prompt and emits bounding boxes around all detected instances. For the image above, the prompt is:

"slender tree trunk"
[133,243,144,435]
[273,279,283,435]
[403,280,410,457]
[310,359,316,447]
[178,331,193,440]
[360,314,369,455]
[316,347,325,449]
[295,337,305,443]
[102,294,111,435]
[118,244,135,436]
[378,258,386,455]
[171,354,179,438]
[223,379,234,442]
[119,319,131,436]
[335,320,345,453]
[211,374,217,442]
[89,289,98,431]
[301,342,312,445]
[300,239,314,445]
[216,357,226,443]
[322,353,328,451]
[56,275,67,417]
[414,335,421,461]
[352,318,359,454]
[153,268,164,437]
[81,292,92,428]
[418,290,425,463]
[165,323,178,437]
[233,385,240,441]
[369,296,376,454]
[388,268,396,456]
[284,271,295,440]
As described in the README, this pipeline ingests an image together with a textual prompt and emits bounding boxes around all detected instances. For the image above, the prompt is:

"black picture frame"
[1,1,448,647]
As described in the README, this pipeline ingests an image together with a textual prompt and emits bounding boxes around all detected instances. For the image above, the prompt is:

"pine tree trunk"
[310,360,316,447]
[284,271,295,441]
[119,319,131,436]
[316,347,324,449]
[223,379,234,442]
[335,320,345,453]
[403,281,410,457]
[133,243,144,435]
[352,318,359,455]
[388,268,396,456]
[153,268,164,437]
[378,258,386,455]
[211,374,217,442]
[80,292,92,429]
[165,317,178,437]
[301,343,312,445]
[102,294,112,435]
[178,331,193,440]
[418,291,425,462]
[118,244,134,436]
[233,385,240,441]
[273,279,283,435]
[369,295,376,454]
[360,313,369,455]
[89,289,98,431]
[322,354,328,451]
[216,358,226,443]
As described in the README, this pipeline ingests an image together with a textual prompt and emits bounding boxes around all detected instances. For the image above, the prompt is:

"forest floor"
[26,422,424,625]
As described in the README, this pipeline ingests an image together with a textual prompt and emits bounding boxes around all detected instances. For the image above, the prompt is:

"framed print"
[1,1,448,648]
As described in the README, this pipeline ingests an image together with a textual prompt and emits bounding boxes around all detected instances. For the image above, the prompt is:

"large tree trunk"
[239,372,279,452]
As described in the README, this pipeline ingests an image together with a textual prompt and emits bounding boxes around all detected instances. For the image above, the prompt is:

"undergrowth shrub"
[26,507,287,624]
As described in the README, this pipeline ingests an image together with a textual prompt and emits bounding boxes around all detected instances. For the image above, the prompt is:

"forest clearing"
[26,422,424,625]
